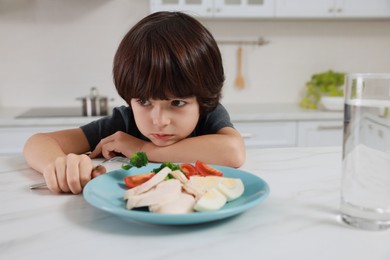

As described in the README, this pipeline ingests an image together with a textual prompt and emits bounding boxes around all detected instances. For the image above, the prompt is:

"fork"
[29,156,130,190]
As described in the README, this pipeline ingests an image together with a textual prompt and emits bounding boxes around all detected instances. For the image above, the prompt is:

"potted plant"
[299,70,345,110]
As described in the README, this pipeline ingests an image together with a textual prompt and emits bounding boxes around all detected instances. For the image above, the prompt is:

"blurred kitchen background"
[1,0,390,107]
[1,0,390,154]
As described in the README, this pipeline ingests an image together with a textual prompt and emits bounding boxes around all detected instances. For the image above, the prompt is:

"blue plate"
[83,164,270,225]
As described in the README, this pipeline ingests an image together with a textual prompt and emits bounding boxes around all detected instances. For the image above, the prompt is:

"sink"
[16,107,84,118]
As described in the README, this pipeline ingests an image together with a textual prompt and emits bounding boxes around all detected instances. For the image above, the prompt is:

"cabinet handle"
[328,8,334,13]
[240,133,254,139]
[336,8,342,13]
[317,125,343,130]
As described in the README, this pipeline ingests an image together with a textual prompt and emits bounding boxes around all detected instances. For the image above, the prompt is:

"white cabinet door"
[338,0,390,18]
[150,0,275,18]
[0,126,77,155]
[276,0,335,18]
[297,121,343,147]
[214,0,275,18]
[150,0,213,17]
[275,0,390,18]
[234,121,297,148]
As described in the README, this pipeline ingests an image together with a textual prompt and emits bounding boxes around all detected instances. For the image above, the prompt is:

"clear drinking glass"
[341,73,390,230]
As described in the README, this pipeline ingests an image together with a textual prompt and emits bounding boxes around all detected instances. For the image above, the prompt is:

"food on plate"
[124,167,171,198]
[194,188,227,212]
[149,192,195,214]
[121,151,149,170]
[124,172,155,188]
[217,178,245,201]
[123,160,224,189]
[123,162,245,213]
[126,179,182,210]
[190,176,245,201]
[195,160,223,176]
[180,163,197,177]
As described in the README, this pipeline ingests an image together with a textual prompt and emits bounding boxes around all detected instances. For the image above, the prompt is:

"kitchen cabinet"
[234,121,297,148]
[149,0,275,18]
[297,120,343,147]
[235,120,343,148]
[359,115,390,151]
[0,126,77,155]
[1,119,342,155]
[151,0,390,19]
[0,104,343,154]
[275,0,390,18]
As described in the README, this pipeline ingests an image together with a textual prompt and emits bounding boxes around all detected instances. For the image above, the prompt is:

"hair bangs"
[134,35,198,101]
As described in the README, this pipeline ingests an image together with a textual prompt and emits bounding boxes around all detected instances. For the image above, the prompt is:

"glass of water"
[341,73,390,230]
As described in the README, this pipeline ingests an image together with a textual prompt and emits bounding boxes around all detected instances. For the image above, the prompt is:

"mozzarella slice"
[194,188,227,212]
[217,178,244,201]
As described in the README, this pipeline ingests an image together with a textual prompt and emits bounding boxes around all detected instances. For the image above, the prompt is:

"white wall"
[1,0,390,108]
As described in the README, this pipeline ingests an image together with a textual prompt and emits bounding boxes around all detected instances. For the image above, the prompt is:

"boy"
[24,11,245,194]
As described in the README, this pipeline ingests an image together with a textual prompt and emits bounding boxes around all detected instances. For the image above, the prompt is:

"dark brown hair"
[113,11,225,113]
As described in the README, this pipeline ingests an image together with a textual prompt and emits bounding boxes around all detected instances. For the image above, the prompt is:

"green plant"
[299,70,345,109]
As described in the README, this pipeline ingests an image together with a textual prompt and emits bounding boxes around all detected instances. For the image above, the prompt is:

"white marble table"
[1,147,389,260]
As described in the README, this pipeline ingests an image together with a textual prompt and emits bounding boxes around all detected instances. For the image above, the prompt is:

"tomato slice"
[180,163,197,178]
[195,160,223,177]
[123,172,155,188]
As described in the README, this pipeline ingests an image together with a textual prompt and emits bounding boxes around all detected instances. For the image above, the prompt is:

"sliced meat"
[169,170,188,183]
[182,181,205,199]
[124,167,171,199]
[149,192,196,214]
[126,179,181,210]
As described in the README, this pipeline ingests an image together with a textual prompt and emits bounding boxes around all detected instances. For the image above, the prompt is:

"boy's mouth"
[151,133,174,141]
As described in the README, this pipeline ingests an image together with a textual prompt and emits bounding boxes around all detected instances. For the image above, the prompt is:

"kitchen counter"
[1,146,389,260]
[0,103,343,126]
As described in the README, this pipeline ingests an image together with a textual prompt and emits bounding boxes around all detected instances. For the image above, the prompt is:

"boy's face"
[130,97,200,147]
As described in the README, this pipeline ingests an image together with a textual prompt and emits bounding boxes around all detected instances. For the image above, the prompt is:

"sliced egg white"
[189,176,221,191]
[190,176,245,202]
[216,178,244,201]
[193,188,227,212]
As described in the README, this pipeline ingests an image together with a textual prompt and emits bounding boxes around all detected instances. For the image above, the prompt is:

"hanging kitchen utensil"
[234,46,245,90]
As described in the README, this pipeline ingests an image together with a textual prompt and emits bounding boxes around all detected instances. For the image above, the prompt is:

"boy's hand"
[42,154,103,194]
[89,131,145,160]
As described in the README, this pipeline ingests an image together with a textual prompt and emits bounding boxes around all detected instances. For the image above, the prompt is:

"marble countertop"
[1,146,389,260]
[0,103,343,127]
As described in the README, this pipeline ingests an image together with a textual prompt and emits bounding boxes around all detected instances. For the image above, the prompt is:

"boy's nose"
[152,107,170,127]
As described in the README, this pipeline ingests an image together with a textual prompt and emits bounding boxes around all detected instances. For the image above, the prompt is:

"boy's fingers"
[89,143,102,159]
[92,165,107,178]
[66,155,83,194]
[54,156,71,193]
[79,155,93,187]
[43,164,61,193]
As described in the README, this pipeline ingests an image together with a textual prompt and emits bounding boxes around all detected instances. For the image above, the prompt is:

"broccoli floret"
[152,162,181,174]
[121,152,149,170]
[130,152,148,168]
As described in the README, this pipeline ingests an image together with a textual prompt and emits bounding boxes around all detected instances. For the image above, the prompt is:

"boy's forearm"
[142,133,246,168]
[23,133,67,173]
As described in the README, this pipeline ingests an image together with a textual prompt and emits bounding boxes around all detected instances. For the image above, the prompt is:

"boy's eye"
[171,100,186,107]
[137,99,150,106]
